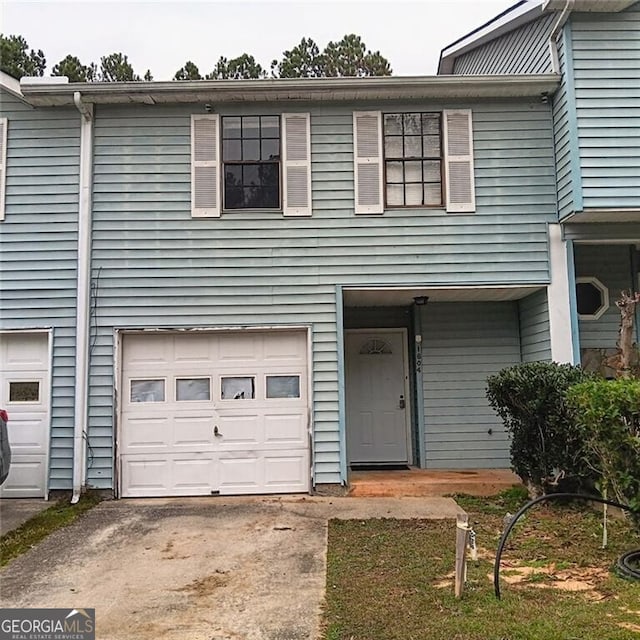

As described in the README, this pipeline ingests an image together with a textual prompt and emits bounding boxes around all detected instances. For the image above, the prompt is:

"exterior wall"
[575,244,636,349]
[453,14,555,75]
[420,302,520,469]
[0,89,80,490]
[518,288,552,362]
[87,99,556,488]
[571,4,640,210]
[553,28,578,219]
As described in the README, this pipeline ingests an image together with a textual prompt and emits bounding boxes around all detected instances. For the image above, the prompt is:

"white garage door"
[120,330,310,497]
[0,332,50,498]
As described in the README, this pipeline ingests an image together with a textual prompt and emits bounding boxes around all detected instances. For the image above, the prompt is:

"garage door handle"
[214,425,222,437]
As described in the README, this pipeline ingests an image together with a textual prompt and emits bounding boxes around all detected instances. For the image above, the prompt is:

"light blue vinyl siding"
[421,302,520,469]
[518,288,551,362]
[571,5,640,210]
[553,28,578,219]
[575,244,636,349]
[89,99,556,487]
[0,90,80,489]
[453,14,555,75]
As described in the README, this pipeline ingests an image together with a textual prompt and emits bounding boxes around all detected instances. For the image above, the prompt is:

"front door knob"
[399,395,405,409]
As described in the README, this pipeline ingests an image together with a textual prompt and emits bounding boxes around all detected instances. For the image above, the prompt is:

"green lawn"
[323,492,640,640]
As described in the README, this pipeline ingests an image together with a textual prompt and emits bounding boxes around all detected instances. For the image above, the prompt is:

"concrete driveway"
[0,495,462,640]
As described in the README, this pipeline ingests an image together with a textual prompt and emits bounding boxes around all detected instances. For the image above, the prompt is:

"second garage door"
[120,330,310,497]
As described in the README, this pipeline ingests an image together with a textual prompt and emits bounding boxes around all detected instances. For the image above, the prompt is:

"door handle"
[214,425,222,437]
[399,395,405,409]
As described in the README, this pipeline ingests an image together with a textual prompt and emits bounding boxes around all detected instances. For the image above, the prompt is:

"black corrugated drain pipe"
[494,492,640,599]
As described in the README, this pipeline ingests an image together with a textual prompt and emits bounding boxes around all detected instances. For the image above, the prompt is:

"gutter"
[71,92,93,504]
[548,0,575,73]
[20,74,561,106]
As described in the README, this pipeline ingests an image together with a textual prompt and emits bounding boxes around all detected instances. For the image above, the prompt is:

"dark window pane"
[266,375,300,399]
[262,186,279,208]
[385,136,402,157]
[223,116,241,139]
[9,381,40,402]
[242,139,260,161]
[223,139,242,161]
[225,186,243,209]
[258,163,279,186]
[225,165,243,186]
[384,113,402,135]
[243,164,260,186]
[261,116,280,137]
[576,282,604,315]
[403,113,421,135]
[386,161,403,183]
[261,139,280,160]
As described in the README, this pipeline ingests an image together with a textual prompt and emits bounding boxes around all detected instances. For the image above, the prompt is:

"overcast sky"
[3,0,516,79]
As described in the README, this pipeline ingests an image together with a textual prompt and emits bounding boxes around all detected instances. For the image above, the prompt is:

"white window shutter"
[0,118,7,221]
[191,114,220,218]
[353,111,383,215]
[283,113,312,216]
[443,109,475,213]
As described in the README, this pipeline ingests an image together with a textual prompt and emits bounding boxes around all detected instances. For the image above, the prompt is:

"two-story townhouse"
[0,72,82,497]
[6,72,565,498]
[439,0,640,376]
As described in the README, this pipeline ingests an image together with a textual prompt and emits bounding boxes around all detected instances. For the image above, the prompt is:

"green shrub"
[486,362,594,496]
[566,378,640,519]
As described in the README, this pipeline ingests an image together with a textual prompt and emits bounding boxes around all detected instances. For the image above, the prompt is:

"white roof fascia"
[19,74,561,107]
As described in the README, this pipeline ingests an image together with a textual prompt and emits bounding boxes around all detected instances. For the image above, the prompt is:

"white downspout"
[548,0,575,73]
[71,92,94,503]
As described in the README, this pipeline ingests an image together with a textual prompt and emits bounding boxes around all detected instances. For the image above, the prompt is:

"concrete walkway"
[0,498,51,536]
[0,495,462,640]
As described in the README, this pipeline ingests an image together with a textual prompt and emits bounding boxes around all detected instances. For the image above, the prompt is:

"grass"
[0,492,102,567]
[323,490,640,640]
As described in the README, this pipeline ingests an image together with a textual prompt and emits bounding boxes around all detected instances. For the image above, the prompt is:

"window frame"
[382,112,444,210]
[221,115,282,212]
[576,276,610,320]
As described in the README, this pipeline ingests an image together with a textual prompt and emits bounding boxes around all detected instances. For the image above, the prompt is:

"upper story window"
[353,109,475,215]
[191,113,311,218]
[383,113,442,208]
[222,116,281,210]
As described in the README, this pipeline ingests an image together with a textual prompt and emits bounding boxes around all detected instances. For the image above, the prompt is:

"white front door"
[120,330,310,497]
[0,332,50,498]
[346,329,411,464]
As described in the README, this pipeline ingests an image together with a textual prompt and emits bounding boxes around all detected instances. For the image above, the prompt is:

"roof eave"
[20,74,561,107]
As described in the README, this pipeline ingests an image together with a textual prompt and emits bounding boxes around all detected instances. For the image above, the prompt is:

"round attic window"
[576,277,609,320]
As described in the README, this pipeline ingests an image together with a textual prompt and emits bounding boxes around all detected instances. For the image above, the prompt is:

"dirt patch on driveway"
[0,495,460,639]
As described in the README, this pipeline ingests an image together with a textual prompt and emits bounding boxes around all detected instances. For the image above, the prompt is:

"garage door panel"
[0,332,50,498]
[0,455,47,497]
[173,334,215,363]
[264,452,309,491]
[124,334,172,368]
[173,415,214,447]
[264,413,307,446]
[120,416,171,450]
[263,333,306,362]
[120,330,309,497]
[121,454,217,497]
